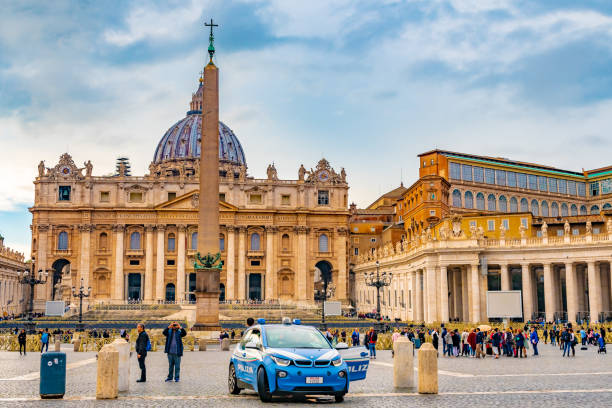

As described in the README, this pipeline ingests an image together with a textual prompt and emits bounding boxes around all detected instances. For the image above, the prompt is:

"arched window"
[281,234,290,251]
[580,205,587,215]
[452,189,462,207]
[561,203,569,217]
[165,283,175,302]
[551,202,559,217]
[464,191,474,209]
[603,203,612,210]
[590,205,600,215]
[520,198,528,212]
[531,200,539,216]
[487,194,496,211]
[99,232,108,250]
[510,197,518,213]
[570,204,578,216]
[318,234,329,252]
[130,232,141,250]
[191,232,198,249]
[219,234,225,251]
[167,233,175,252]
[476,193,485,210]
[541,201,549,217]
[57,231,68,250]
[499,196,507,212]
[250,233,260,250]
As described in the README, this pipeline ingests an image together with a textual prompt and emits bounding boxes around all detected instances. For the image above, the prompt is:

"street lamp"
[17,257,50,333]
[364,260,392,330]
[72,277,91,332]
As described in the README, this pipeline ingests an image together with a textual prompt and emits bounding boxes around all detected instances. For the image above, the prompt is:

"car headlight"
[331,357,343,367]
[270,356,291,366]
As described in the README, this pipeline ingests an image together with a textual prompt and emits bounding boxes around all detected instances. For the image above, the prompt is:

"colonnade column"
[225,226,235,300]
[176,225,186,302]
[453,269,461,320]
[500,264,510,291]
[296,226,308,301]
[265,226,275,300]
[422,269,429,323]
[155,225,165,302]
[409,271,416,321]
[461,267,469,322]
[416,270,424,322]
[440,265,449,322]
[470,264,480,323]
[543,263,556,322]
[113,225,124,301]
[521,263,533,322]
[565,263,577,324]
[587,261,602,322]
[237,227,246,300]
[144,225,154,301]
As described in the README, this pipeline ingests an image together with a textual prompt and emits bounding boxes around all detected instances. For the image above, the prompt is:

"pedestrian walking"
[135,323,149,383]
[40,328,49,353]
[18,329,26,355]
[491,328,501,359]
[530,327,539,356]
[163,321,187,382]
[351,328,360,347]
[561,327,571,357]
[543,327,548,344]
[367,328,377,359]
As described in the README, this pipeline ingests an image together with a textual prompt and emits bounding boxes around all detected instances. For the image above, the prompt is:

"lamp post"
[17,257,50,333]
[72,278,91,332]
[364,260,392,331]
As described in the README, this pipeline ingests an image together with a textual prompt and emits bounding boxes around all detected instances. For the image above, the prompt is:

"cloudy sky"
[1,0,612,256]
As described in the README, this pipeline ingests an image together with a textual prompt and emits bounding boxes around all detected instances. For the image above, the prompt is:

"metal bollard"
[417,343,438,394]
[393,337,414,388]
[96,344,119,399]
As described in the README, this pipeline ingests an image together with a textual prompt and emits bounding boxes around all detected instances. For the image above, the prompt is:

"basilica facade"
[29,80,350,311]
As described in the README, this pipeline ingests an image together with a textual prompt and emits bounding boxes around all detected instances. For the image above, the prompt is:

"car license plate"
[306,377,323,384]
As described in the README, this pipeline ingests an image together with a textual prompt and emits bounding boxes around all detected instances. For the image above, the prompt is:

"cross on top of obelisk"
[204,18,219,62]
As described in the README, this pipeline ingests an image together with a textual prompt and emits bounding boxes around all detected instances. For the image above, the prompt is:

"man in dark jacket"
[18,329,27,355]
[163,321,187,382]
[135,323,149,383]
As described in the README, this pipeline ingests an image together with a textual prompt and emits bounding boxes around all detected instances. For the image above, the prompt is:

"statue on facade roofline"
[38,160,46,178]
[541,221,548,237]
[586,220,592,234]
[84,160,93,177]
[564,220,570,236]
[298,164,306,181]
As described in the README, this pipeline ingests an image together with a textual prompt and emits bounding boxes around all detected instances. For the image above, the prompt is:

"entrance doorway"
[314,260,333,301]
[219,284,225,301]
[165,283,175,302]
[51,259,70,300]
[248,274,262,301]
[127,273,141,301]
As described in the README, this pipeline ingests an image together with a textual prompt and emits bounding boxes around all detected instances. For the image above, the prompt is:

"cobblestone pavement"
[0,342,609,406]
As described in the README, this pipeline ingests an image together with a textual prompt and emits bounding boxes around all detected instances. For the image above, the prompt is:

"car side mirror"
[245,341,258,349]
[335,342,349,350]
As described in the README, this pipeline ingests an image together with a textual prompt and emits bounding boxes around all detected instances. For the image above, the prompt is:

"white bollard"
[96,344,119,399]
[221,338,230,351]
[418,343,438,394]
[111,339,130,392]
[393,337,414,388]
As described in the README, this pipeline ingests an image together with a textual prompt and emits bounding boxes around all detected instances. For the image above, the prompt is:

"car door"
[338,345,370,381]
[236,329,254,384]
[244,328,263,385]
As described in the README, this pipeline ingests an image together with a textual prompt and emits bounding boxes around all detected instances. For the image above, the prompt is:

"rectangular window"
[528,175,538,190]
[250,260,261,266]
[572,228,579,236]
[557,229,563,237]
[518,173,527,189]
[485,168,495,184]
[602,178,612,194]
[507,172,517,187]
[473,166,484,183]
[558,179,567,194]
[167,192,177,201]
[548,178,557,193]
[129,191,143,202]
[487,220,495,231]
[590,182,599,196]
[166,259,175,266]
[317,190,329,205]
[521,218,528,228]
[371,238,376,243]
[577,182,586,197]
[502,219,509,230]
[129,260,140,266]
[354,248,359,256]
[167,236,175,251]
[462,164,473,181]
[219,193,226,202]
[450,162,461,180]
[568,181,577,195]
[495,170,506,186]
[250,194,262,204]
[538,176,547,192]
[59,186,71,201]
[99,191,110,202]
[281,194,291,205]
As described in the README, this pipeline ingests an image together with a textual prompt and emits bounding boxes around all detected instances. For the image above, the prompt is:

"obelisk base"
[191,292,221,333]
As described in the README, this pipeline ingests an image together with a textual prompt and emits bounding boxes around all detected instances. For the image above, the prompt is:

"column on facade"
[225,226,235,300]
[335,227,348,301]
[113,225,124,301]
[521,263,533,322]
[461,267,468,322]
[565,262,577,324]
[155,225,165,301]
[422,268,428,323]
[416,270,424,321]
[500,264,510,291]
[79,224,92,294]
[296,226,308,301]
[587,261,602,322]
[469,263,480,323]
[237,227,246,300]
[35,225,49,302]
[440,265,449,322]
[265,226,276,300]
[144,225,154,301]
[447,270,454,318]
[543,263,556,322]
[176,225,186,303]
[409,271,416,321]
[453,269,461,320]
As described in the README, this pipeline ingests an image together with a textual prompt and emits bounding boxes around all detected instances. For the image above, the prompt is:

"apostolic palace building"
[354,150,612,324]
[29,77,350,311]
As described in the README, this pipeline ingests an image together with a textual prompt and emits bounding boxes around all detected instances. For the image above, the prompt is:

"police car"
[228,318,369,402]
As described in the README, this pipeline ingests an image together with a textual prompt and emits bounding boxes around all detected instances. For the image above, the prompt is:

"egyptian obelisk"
[193,19,221,331]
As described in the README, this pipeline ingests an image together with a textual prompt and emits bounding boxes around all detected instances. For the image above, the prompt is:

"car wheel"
[257,367,273,402]
[334,393,345,403]
[228,363,241,395]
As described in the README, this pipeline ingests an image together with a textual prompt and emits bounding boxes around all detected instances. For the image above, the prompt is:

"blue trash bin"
[413,338,421,349]
[40,352,66,399]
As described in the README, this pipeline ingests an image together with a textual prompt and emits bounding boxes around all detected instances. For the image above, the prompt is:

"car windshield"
[265,326,331,349]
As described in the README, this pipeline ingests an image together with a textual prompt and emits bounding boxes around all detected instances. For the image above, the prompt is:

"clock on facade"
[58,165,72,176]
[318,170,330,182]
